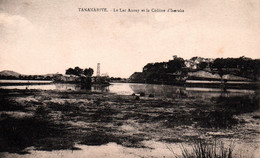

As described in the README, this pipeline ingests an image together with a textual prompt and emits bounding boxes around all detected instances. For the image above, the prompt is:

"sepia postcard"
[0,0,259,157]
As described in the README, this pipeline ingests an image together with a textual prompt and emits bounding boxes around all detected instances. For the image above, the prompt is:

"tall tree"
[74,67,83,76]
[83,68,94,77]
[66,67,94,76]
[65,68,75,75]
[168,57,185,73]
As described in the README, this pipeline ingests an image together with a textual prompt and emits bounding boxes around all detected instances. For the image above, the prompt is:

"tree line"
[132,56,260,84]
[65,67,94,77]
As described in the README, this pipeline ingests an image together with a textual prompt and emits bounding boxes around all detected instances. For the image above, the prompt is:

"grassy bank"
[0,89,259,155]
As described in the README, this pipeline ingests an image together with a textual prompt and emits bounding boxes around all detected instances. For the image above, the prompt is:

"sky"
[0,0,259,78]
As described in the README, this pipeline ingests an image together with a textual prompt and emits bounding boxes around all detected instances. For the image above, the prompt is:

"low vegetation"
[171,140,234,158]
[0,89,259,155]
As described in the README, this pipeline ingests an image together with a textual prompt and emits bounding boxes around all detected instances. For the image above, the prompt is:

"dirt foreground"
[0,89,259,157]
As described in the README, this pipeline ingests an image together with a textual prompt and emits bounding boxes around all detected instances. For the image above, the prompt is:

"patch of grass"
[160,138,183,143]
[48,101,85,113]
[34,137,75,151]
[79,130,145,148]
[0,115,69,153]
[80,131,115,146]
[0,89,39,98]
[89,106,120,122]
[163,113,194,128]
[0,98,26,111]
[35,106,50,118]
[213,96,259,114]
[171,140,234,158]
[194,110,238,129]
[154,109,238,129]
[252,115,260,119]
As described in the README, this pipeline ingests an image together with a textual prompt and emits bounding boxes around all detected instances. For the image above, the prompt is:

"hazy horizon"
[1,0,259,78]
[0,55,259,78]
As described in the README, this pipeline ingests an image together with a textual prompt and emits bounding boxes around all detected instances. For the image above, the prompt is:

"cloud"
[0,13,36,44]
[0,13,34,32]
[0,13,58,74]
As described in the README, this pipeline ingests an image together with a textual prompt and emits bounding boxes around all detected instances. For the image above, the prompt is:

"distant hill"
[0,70,21,77]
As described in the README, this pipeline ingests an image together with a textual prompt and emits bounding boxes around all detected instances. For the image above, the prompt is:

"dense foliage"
[212,57,260,80]
[141,57,187,84]
[65,67,94,77]
[130,56,260,84]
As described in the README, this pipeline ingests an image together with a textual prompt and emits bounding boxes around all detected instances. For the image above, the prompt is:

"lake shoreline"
[0,79,258,90]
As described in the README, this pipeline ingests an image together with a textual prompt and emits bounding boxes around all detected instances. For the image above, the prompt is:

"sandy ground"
[0,89,259,157]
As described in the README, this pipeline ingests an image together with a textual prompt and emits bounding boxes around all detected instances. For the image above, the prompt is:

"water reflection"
[91,85,109,93]
[0,83,255,99]
[113,83,255,99]
[128,84,187,98]
[54,84,80,90]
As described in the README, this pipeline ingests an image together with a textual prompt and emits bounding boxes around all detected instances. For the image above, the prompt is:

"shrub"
[173,140,234,158]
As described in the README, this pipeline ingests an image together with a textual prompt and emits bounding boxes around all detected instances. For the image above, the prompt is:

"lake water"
[0,79,52,83]
[0,82,255,99]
